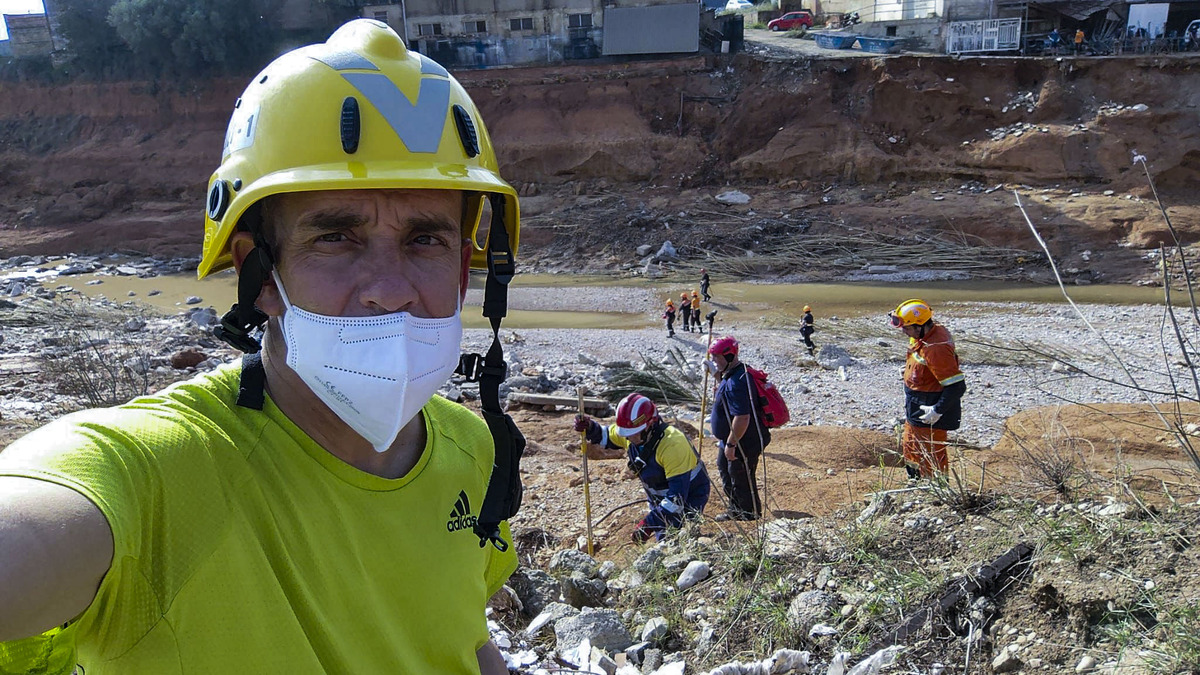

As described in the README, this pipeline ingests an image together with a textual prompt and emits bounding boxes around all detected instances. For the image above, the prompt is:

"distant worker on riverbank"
[0,20,522,674]
[691,291,703,334]
[574,393,711,542]
[700,269,712,301]
[800,305,816,356]
[664,299,677,337]
[680,292,693,332]
[707,335,769,520]
[888,299,967,479]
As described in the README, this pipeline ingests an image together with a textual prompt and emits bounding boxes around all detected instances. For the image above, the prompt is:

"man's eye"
[413,234,447,246]
[316,232,348,243]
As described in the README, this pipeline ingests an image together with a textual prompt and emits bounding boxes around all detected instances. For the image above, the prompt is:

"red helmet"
[708,335,739,359]
[615,393,658,437]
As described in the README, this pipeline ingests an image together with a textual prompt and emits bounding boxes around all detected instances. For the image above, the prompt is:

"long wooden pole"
[577,387,594,556]
[698,313,717,458]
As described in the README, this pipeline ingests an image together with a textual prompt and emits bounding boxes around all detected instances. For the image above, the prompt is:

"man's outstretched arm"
[0,477,113,641]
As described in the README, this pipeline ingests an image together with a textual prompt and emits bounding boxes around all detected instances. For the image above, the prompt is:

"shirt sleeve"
[922,343,965,386]
[724,371,755,417]
[605,425,631,451]
[483,520,519,599]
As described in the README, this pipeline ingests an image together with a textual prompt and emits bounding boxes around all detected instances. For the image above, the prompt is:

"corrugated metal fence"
[946,17,1021,53]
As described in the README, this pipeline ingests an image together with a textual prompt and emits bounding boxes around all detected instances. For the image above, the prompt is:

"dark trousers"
[801,329,815,354]
[716,444,762,519]
[665,316,675,336]
[680,307,692,331]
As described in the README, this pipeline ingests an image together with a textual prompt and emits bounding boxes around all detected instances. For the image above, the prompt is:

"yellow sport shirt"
[0,362,517,674]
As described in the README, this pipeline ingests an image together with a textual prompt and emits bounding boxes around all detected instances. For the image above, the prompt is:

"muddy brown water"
[31,267,1177,329]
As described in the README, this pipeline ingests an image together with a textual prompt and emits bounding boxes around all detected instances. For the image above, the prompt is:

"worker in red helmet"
[575,393,710,542]
[888,299,967,479]
[706,335,768,520]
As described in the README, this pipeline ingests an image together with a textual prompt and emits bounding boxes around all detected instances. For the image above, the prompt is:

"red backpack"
[744,366,790,428]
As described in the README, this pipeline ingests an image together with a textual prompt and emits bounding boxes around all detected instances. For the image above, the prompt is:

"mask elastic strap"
[460,194,525,552]
[270,269,294,311]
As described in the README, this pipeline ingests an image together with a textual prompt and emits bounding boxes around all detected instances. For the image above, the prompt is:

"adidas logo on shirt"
[446,490,478,533]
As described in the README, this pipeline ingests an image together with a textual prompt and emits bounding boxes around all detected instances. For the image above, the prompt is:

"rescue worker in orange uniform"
[690,291,703,334]
[663,299,677,337]
[888,299,966,479]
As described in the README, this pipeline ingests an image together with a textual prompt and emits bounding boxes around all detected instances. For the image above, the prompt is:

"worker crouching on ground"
[888,299,967,479]
[707,336,769,520]
[575,393,710,542]
[0,20,523,673]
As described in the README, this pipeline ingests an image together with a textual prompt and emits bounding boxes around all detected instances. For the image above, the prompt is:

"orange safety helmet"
[803,305,812,312]
[666,299,674,306]
[692,290,699,297]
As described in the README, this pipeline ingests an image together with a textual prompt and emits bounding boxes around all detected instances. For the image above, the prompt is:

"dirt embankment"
[1,53,1198,268]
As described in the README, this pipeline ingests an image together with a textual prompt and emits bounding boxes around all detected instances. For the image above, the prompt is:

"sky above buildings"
[1,0,46,40]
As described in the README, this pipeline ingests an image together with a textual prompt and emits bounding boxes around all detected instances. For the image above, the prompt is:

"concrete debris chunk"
[715,190,751,205]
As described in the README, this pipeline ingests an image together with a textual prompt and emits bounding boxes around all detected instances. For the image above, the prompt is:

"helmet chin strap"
[454,193,525,552]
[215,234,274,353]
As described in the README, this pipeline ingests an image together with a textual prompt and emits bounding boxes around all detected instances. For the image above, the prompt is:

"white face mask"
[272,271,463,453]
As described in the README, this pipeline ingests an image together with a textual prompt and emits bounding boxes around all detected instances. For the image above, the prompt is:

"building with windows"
[363,0,692,66]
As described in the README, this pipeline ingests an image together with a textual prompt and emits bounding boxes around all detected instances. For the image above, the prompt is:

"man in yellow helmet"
[800,304,816,356]
[0,20,523,674]
[888,299,966,479]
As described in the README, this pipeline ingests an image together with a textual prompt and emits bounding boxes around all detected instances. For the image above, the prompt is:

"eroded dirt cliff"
[1,51,1198,274]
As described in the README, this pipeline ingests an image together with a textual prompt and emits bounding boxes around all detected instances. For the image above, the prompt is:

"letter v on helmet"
[340,55,451,154]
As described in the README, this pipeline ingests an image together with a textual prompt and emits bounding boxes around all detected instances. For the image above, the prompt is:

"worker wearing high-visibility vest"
[888,299,967,478]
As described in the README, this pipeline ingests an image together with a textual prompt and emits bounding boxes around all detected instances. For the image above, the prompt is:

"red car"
[767,11,814,31]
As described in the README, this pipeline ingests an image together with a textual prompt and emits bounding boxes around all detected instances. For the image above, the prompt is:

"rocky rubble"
[484,485,1200,674]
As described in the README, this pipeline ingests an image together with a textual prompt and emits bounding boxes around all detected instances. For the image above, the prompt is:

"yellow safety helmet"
[197,19,519,279]
[691,290,699,297]
[666,299,675,305]
[888,298,933,327]
[803,305,811,312]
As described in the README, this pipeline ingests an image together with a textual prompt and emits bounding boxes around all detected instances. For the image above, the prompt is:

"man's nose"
[356,250,420,314]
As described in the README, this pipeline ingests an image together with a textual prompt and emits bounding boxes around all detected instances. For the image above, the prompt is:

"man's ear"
[229,231,285,318]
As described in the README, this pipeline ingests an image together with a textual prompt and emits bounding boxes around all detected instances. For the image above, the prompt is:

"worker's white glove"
[659,497,683,514]
[702,358,718,376]
[918,405,942,426]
